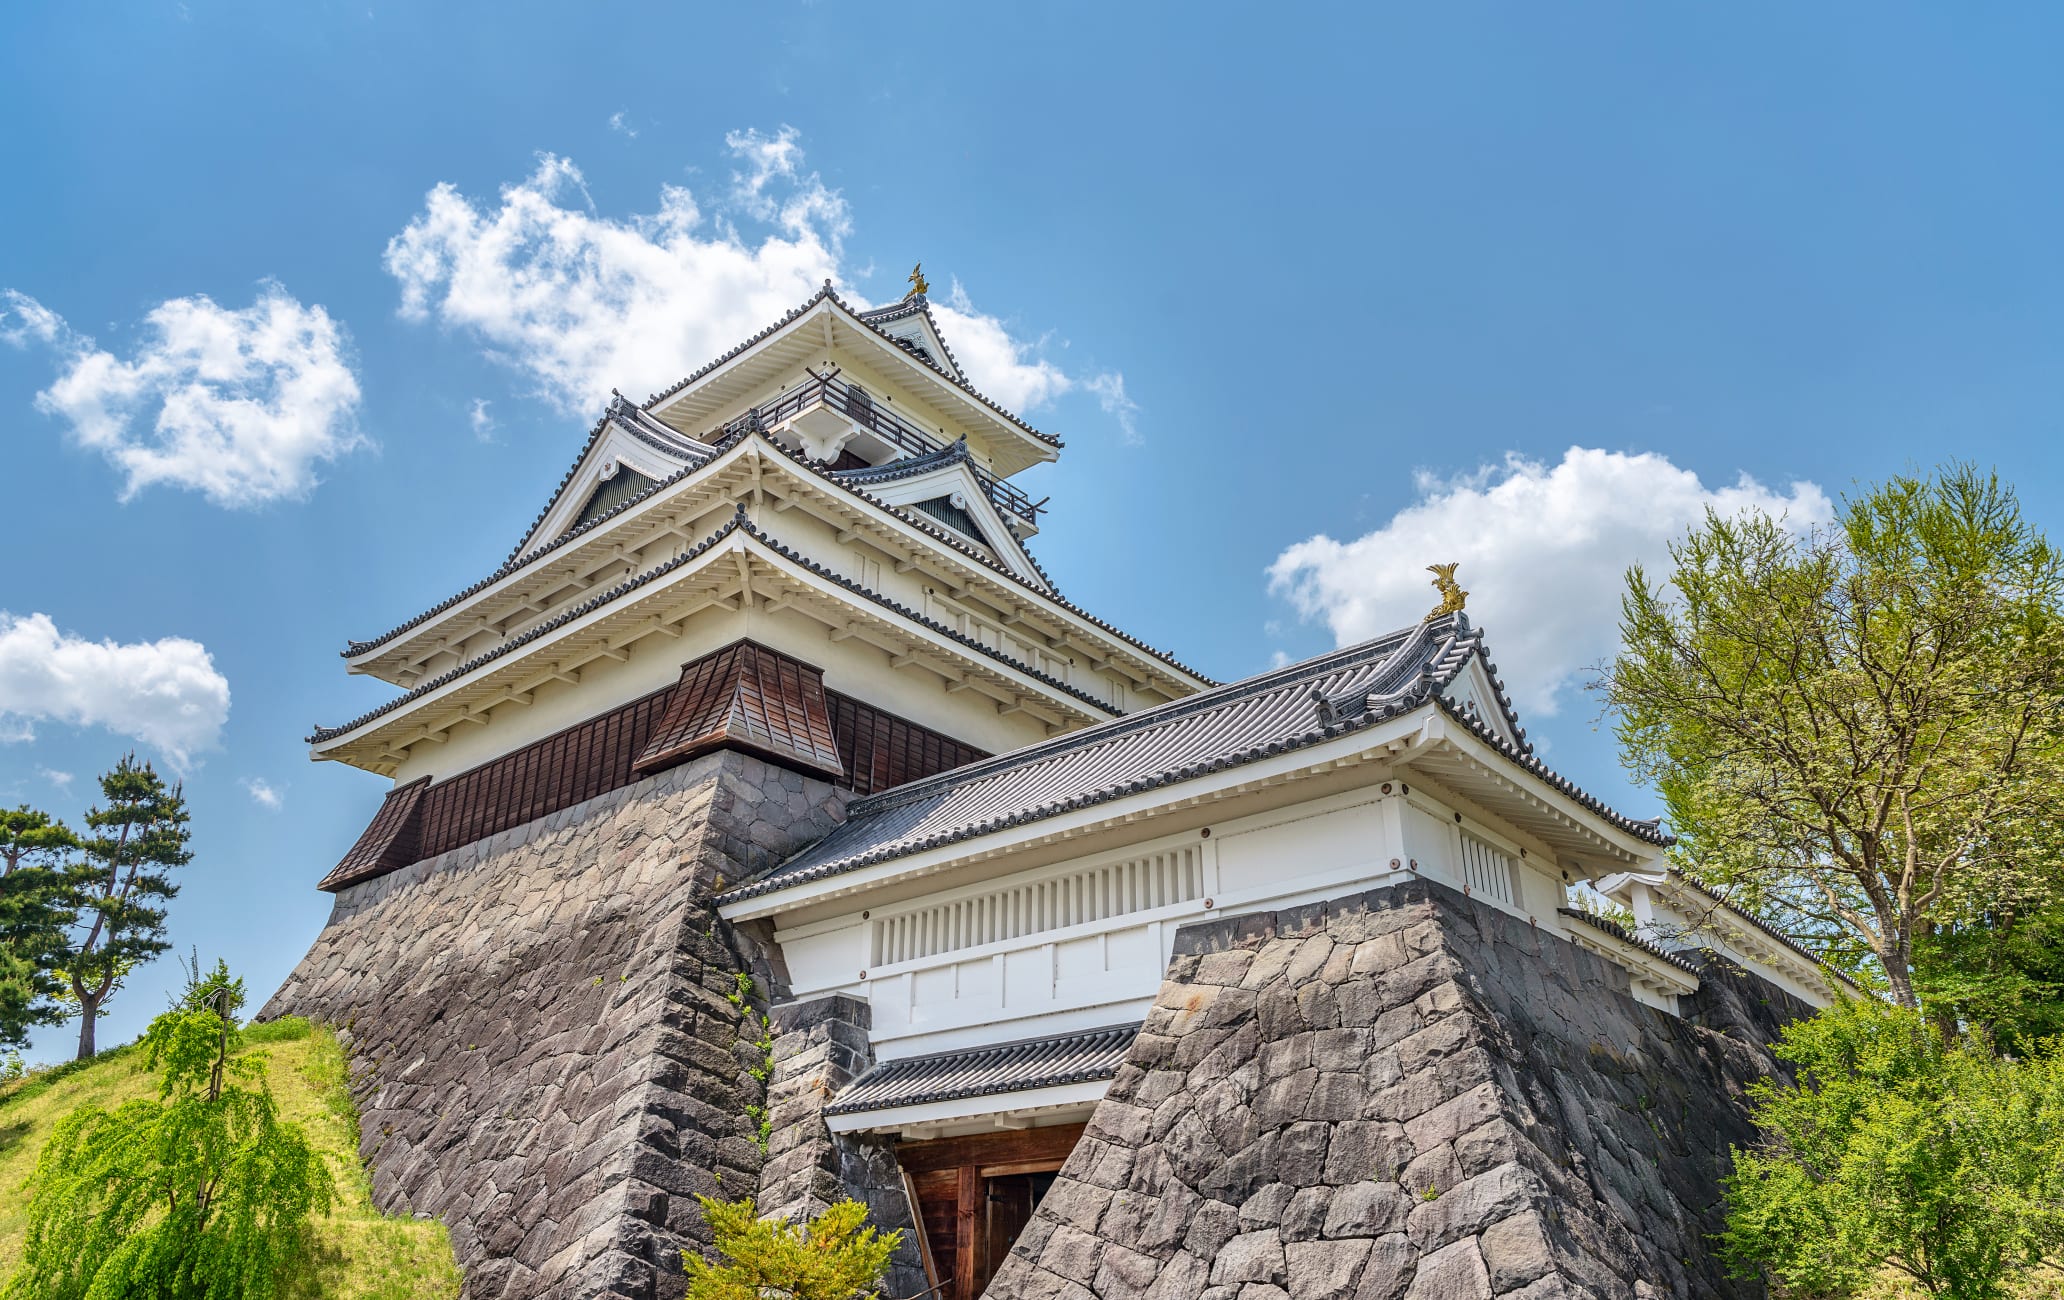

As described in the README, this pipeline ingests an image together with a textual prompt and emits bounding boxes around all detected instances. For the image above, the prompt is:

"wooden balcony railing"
[725,374,1042,530]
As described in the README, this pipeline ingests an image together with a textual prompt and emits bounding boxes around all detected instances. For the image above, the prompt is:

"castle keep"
[266,278,1843,1299]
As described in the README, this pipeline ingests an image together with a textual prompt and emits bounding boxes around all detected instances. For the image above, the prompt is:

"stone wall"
[982,878,1794,1300]
[758,995,930,1300]
[262,752,847,1300]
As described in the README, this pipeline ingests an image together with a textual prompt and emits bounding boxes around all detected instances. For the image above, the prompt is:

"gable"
[571,466,659,531]
[838,450,1051,590]
[1438,653,1523,748]
[865,303,965,383]
[513,410,712,559]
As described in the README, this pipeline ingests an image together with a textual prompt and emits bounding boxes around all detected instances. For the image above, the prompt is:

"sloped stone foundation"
[758,994,930,1299]
[983,879,1804,1300]
[262,753,845,1300]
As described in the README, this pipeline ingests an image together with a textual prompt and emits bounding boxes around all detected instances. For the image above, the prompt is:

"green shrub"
[1722,997,2064,1299]
[684,1196,900,1300]
[4,964,335,1300]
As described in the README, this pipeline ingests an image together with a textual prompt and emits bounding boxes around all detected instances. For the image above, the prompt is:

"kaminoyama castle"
[266,275,1847,1300]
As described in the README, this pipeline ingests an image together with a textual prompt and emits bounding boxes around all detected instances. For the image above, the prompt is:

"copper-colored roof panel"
[634,640,845,780]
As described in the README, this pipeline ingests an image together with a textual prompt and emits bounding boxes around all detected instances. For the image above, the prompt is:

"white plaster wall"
[766,777,1608,1060]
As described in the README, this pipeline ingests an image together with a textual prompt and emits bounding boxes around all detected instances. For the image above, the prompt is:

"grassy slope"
[0,1018,461,1298]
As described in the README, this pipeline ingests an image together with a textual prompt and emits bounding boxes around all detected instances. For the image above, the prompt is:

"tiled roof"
[641,283,1063,450]
[831,436,974,485]
[501,395,715,570]
[824,1023,1138,1117]
[726,618,1462,901]
[310,510,1125,748]
[1431,694,1669,845]
[311,514,752,744]
[1557,908,1701,974]
[336,427,1209,687]
[342,421,729,660]
[723,616,1674,905]
[1649,870,1862,990]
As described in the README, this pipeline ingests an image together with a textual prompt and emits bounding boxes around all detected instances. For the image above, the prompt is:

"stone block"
[1406,1164,1546,1255]
[1352,1234,1418,1300]
[1281,1185,1334,1241]
[1286,1239,1374,1300]
[1479,1210,1555,1292]
[1210,1231,1288,1286]
[1402,1238,1489,1300]
[1321,1181,1411,1238]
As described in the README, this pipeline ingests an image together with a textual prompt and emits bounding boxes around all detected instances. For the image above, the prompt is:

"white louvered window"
[871,846,1204,966]
[1458,831,1518,906]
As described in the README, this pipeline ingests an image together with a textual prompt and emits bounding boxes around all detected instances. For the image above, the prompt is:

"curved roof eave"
[339,428,1214,692]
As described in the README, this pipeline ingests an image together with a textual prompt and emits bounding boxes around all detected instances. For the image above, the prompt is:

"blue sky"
[3,3,2060,1061]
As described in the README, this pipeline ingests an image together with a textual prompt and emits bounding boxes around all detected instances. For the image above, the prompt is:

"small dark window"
[844,382,874,423]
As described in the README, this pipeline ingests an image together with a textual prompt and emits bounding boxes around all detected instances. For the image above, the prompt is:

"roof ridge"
[342,431,736,659]
[638,284,1063,450]
[338,428,1212,685]
[312,515,747,743]
[843,619,1464,819]
[832,436,972,484]
[317,509,1133,749]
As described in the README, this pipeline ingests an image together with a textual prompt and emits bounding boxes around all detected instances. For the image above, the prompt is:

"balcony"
[723,373,1044,534]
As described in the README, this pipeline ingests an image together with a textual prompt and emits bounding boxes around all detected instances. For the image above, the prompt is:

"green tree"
[0,805,80,1052]
[1914,858,2064,1056]
[1721,998,2064,1299]
[57,756,191,1058]
[4,962,335,1300]
[1602,466,2064,1007]
[683,1196,901,1300]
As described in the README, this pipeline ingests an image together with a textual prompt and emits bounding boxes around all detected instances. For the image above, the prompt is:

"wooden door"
[897,1126,1084,1300]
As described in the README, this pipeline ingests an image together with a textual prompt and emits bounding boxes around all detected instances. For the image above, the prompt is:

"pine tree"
[0,806,80,1054]
[57,756,191,1059]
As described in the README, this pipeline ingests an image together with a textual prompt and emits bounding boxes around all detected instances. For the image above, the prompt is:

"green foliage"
[1913,845,2064,1054]
[724,972,777,1151]
[54,757,194,1058]
[1721,998,2064,1299]
[0,806,81,1053]
[1602,466,2064,1006]
[3,963,336,1300]
[683,1197,900,1300]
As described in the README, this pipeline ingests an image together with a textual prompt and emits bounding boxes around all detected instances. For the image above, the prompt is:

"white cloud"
[608,110,638,139]
[4,284,365,507]
[1267,447,1832,718]
[36,766,72,791]
[469,398,496,442]
[0,612,231,768]
[384,142,845,414]
[0,289,66,347]
[1084,371,1141,445]
[930,279,1074,413]
[242,777,284,809]
[382,129,1141,444]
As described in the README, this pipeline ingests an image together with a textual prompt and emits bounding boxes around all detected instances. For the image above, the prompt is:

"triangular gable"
[858,297,965,383]
[513,404,714,560]
[1435,650,1525,749]
[644,290,1060,477]
[835,447,1052,590]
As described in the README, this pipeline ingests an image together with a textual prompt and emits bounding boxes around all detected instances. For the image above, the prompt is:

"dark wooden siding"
[828,693,984,797]
[320,643,987,892]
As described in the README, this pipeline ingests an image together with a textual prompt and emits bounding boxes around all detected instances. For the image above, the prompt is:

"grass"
[0,1017,462,1298]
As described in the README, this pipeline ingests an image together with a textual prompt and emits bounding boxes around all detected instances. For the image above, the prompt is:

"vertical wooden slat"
[954,1164,980,1300]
